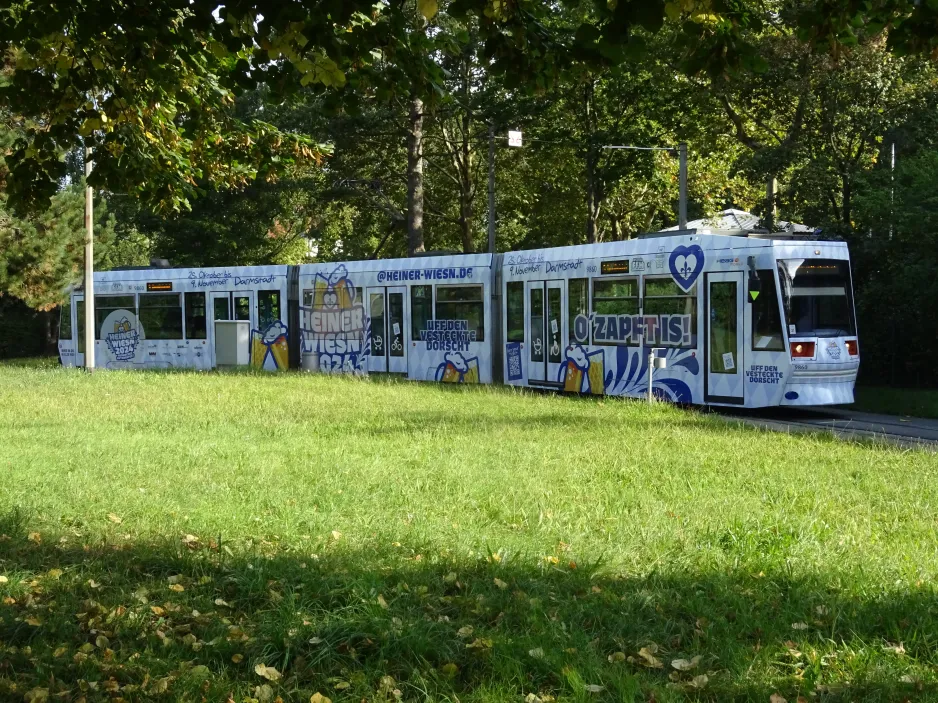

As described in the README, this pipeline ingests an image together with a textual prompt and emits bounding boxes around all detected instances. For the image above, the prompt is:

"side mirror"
[747,257,761,304]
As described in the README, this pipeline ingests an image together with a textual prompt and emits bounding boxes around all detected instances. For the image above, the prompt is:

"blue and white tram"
[58,265,291,371]
[57,228,859,407]
[498,230,859,407]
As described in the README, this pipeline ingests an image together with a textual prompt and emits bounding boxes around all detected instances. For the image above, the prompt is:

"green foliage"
[848,149,938,387]
[0,296,53,358]
[0,0,934,216]
[0,185,122,309]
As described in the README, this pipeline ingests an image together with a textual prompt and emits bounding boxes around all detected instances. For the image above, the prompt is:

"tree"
[2,0,931,218]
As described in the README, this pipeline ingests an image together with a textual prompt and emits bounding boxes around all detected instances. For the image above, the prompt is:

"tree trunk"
[584,79,600,243]
[841,174,852,226]
[765,174,776,231]
[407,94,425,256]
[44,309,55,355]
[459,180,474,253]
[585,150,599,243]
[459,61,474,253]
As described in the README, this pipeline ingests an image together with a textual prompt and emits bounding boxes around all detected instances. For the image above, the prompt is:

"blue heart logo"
[668,244,704,292]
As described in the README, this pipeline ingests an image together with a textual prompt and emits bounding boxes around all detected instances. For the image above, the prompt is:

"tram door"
[526,280,564,385]
[706,272,745,404]
[74,295,85,368]
[209,291,254,366]
[367,286,406,374]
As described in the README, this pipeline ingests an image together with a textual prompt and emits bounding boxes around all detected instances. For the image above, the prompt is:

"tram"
[58,227,859,407]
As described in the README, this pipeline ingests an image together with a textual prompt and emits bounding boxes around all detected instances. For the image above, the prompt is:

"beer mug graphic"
[561,345,605,395]
[251,320,289,370]
[435,352,479,384]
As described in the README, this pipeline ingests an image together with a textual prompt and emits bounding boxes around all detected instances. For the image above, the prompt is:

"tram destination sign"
[600,259,630,275]
[146,281,173,292]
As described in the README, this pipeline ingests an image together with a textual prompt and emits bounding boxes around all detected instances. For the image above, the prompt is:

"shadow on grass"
[0,510,934,702]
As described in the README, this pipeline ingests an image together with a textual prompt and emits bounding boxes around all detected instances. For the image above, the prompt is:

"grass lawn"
[1,363,937,702]
[851,386,938,420]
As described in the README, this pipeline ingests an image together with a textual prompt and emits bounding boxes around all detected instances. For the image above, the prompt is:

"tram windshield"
[778,259,856,337]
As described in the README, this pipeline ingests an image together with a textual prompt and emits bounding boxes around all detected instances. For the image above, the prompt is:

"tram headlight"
[791,341,816,359]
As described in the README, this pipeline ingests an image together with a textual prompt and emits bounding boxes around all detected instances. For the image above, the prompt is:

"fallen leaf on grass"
[690,674,708,689]
[27,532,41,544]
[215,598,231,607]
[493,578,508,590]
[791,622,808,631]
[254,664,281,681]
[440,663,458,678]
[254,684,273,702]
[24,688,49,702]
[456,626,474,638]
[53,646,67,658]
[46,569,63,580]
[671,655,702,671]
[310,695,332,703]
[189,665,210,680]
[334,681,350,690]
[638,645,663,668]
[377,594,388,609]
[232,654,244,663]
[150,606,165,616]
[0,575,7,584]
[168,584,185,593]
[96,635,109,649]
[770,694,787,703]
[107,513,122,524]
[528,648,544,659]
[25,616,41,627]
[607,652,626,663]
[330,531,342,541]
[584,684,604,693]
[151,677,172,694]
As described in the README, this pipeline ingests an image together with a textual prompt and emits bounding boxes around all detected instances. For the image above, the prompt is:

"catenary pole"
[84,145,95,372]
[678,142,688,229]
[487,123,496,254]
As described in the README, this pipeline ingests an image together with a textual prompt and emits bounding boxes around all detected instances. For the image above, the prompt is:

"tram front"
[776,247,859,405]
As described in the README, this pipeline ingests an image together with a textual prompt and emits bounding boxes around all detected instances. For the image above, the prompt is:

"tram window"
[591,278,638,345]
[751,270,784,351]
[643,278,697,348]
[506,282,524,343]
[530,287,544,362]
[411,285,433,340]
[95,295,136,339]
[568,278,588,344]
[258,290,281,329]
[77,303,85,353]
[59,304,72,341]
[184,292,207,340]
[234,295,251,321]
[436,285,484,342]
[139,293,183,340]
